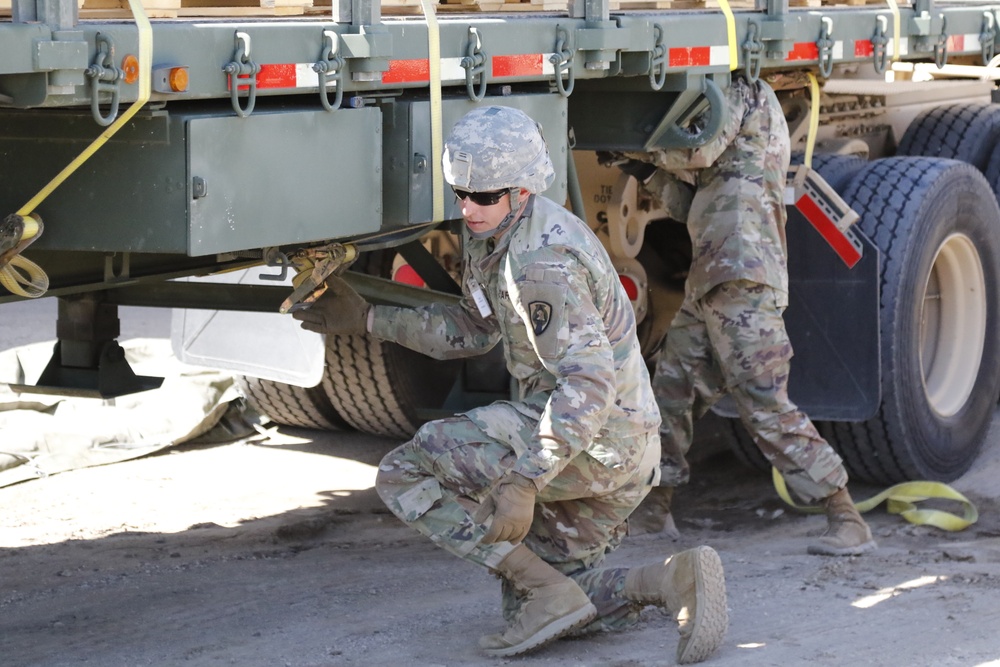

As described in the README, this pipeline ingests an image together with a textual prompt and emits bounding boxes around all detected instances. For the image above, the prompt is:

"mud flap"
[714,167,880,421]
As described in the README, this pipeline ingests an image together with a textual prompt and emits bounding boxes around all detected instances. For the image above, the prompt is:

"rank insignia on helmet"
[529,301,552,336]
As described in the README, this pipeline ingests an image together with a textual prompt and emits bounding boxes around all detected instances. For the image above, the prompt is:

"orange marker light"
[121,54,139,85]
[168,67,189,92]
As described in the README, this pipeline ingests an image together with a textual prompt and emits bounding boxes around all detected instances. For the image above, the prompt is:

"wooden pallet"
[0,0,85,14]
[68,0,310,18]
[438,0,567,11]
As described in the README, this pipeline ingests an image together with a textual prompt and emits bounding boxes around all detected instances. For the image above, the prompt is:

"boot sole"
[678,546,729,665]
[807,538,878,557]
[482,602,598,658]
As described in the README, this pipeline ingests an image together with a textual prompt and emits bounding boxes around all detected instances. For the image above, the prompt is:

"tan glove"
[291,274,370,335]
[477,472,537,545]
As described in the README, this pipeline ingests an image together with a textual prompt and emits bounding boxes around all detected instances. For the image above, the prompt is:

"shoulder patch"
[528,301,552,336]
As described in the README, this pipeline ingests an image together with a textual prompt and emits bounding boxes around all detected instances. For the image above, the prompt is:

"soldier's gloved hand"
[292,274,370,335]
[478,472,537,544]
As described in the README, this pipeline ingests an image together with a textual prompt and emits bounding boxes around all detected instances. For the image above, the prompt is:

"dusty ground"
[1,306,999,666]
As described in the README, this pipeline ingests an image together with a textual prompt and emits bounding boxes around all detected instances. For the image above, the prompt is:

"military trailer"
[3,0,1000,486]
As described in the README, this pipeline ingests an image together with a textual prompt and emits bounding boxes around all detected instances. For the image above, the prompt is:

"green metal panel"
[0,105,381,255]
[187,106,381,255]
[382,92,569,226]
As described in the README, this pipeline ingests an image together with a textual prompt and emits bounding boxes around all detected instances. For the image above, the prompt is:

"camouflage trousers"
[375,401,660,632]
[653,279,848,502]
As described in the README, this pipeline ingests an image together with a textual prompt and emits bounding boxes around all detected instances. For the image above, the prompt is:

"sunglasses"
[452,187,508,207]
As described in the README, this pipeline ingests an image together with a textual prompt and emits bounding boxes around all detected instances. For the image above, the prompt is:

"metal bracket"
[643,76,729,151]
[550,26,575,97]
[85,33,123,127]
[223,31,260,118]
[981,11,996,64]
[461,27,488,102]
[817,17,835,78]
[743,21,765,83]
[872,15,890,75]
[934,15,949,68]
[648,24,667,91]
[314,30,345,112]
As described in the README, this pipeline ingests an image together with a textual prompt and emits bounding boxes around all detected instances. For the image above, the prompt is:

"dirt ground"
[1,305,999,666]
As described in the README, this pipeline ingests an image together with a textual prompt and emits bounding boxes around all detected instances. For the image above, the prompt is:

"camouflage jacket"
[631,75,791,303]
[371,196,661,489]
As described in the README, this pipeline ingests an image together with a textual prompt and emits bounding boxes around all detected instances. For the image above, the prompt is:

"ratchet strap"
[0,0,152,299]
[772,467,979,531]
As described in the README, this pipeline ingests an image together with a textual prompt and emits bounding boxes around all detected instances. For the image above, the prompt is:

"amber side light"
[168,67,189,92]
[121,54,139,85]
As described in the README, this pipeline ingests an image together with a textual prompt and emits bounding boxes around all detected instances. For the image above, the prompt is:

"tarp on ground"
[0,339,255,488]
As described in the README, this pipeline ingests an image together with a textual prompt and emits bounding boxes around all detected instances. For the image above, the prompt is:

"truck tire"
[896,103,1000,171]
[823,157,1000,484]
[235,375,347,430]
[985,148,1000,208]
[321,333,460,440]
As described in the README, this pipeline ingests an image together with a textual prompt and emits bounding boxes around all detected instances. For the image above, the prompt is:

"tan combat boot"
[478,545,597,657]
[624,546,728,664]
[808,487,877,556]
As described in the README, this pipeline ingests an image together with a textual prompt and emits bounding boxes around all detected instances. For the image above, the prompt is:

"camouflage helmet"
[443,106,556,194]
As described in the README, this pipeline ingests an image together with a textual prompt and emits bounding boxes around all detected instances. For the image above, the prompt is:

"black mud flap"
[714,167,880,421]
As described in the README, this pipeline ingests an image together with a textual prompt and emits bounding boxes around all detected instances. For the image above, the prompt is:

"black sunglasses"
[452,187,508,207]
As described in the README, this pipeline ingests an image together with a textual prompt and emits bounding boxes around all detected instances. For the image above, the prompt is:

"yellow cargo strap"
[418,0,445,223]
[885,0,902,63]
[716,0,739,72]
[0,0,152,299]
[804,73,821,169]
[772,467,979,531]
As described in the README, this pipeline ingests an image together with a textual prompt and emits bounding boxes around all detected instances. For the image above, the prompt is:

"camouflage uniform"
[632,75,848,502]
[373,194,662,630]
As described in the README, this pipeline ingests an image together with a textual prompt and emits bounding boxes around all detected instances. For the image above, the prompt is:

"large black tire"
[235,375,347,430]
[896,103,1000,171]
[320,248,465,440]
[822,157,1000,484]
[985,148,1000,209]
[322,333,460,439]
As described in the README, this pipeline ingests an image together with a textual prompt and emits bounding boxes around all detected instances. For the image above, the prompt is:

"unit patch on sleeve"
[529,301,552,336]
[517,268,567,359]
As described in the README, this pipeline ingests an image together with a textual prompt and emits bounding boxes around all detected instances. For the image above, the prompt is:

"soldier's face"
[459,190,511,237]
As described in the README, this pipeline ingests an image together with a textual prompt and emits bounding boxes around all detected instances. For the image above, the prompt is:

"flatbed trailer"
[3,0,1000,485]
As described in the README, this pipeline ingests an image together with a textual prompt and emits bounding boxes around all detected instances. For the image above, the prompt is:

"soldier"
[602,75,876,557]
[293,105,728,662]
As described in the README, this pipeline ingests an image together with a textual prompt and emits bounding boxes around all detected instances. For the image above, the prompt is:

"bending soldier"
[604,75,877,557]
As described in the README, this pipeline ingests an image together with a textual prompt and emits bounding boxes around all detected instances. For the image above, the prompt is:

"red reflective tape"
[493,54,544,78]
[383,59,430,84]
[788,42,819,61]
[855,40,875,58]
[668,46,710,67]
[255,63,298,89]
[947,34,965,52]
[796,194,861,268]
